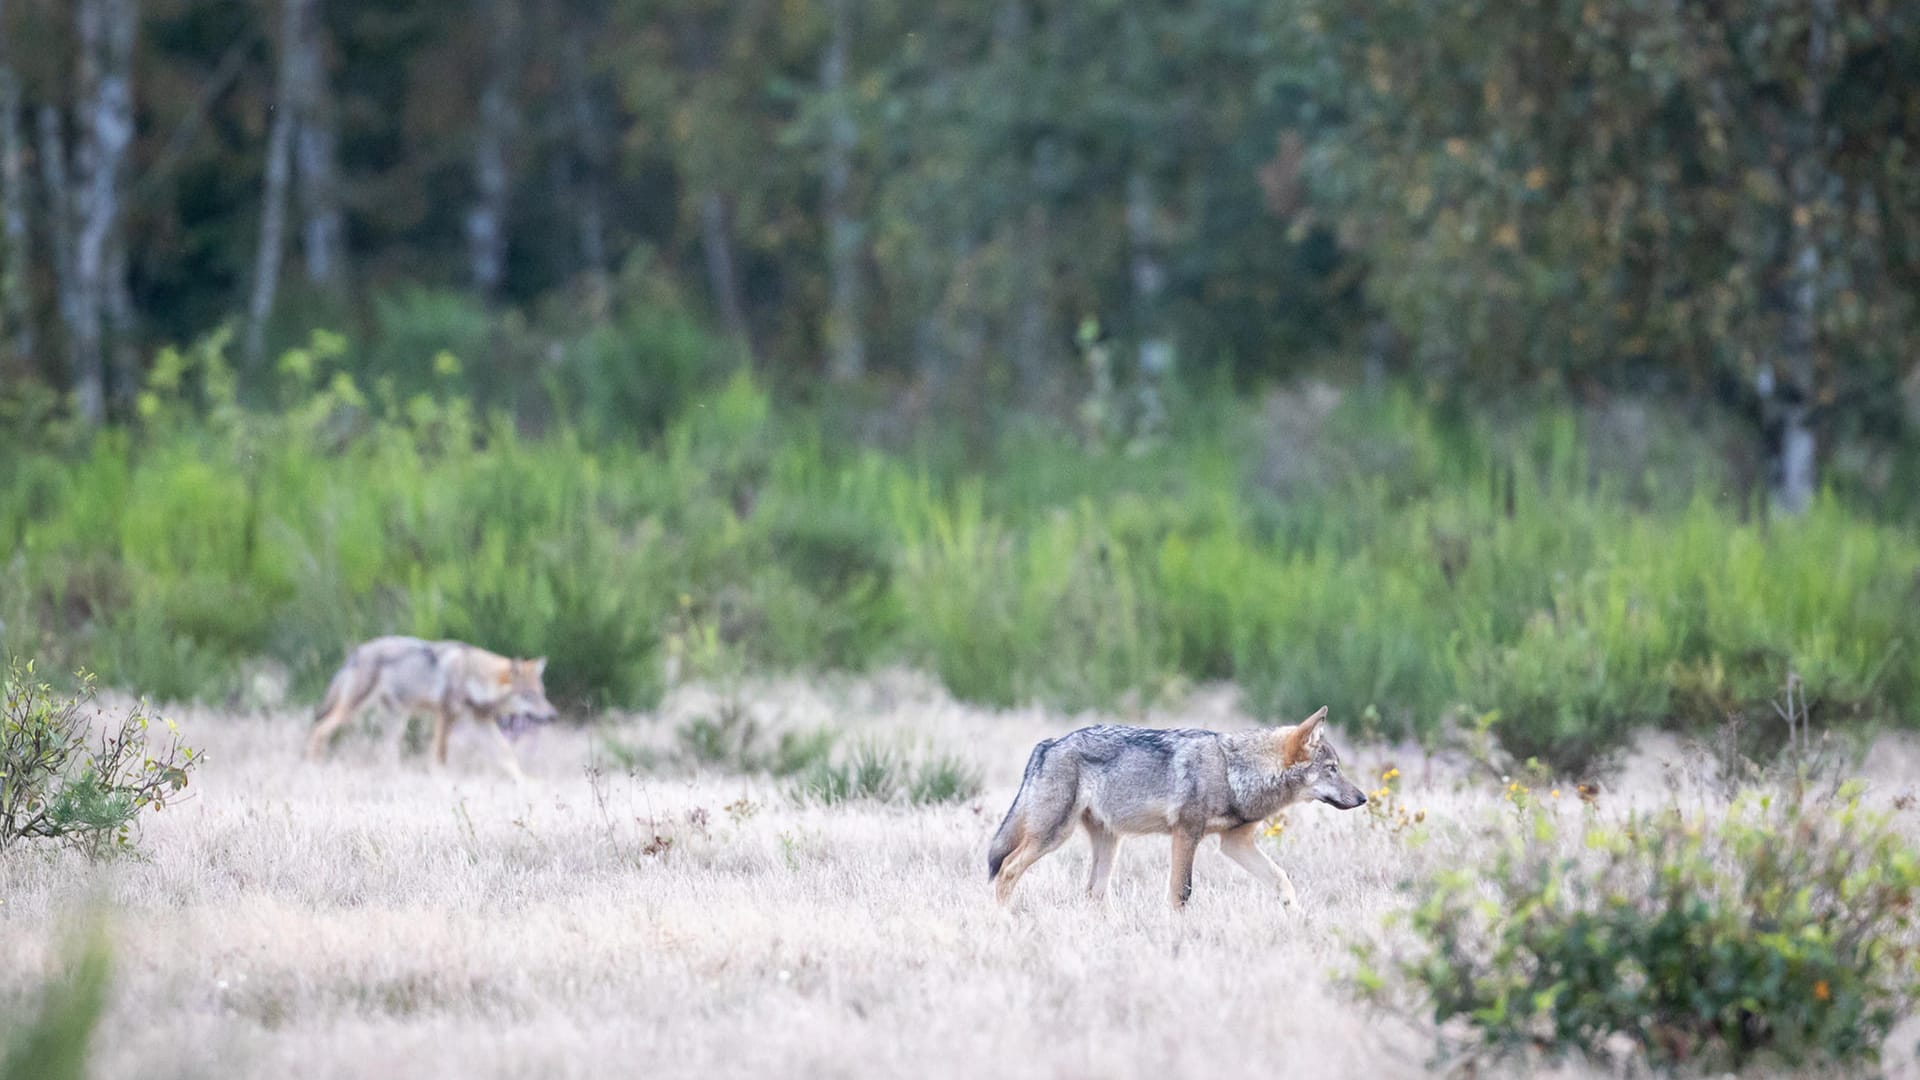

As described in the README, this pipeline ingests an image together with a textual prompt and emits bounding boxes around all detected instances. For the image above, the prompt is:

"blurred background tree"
[0,0,1915,506]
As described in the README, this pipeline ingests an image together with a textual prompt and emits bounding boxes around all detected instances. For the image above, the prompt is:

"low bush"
[0,661,203,856]
[1351,785,1920,1071]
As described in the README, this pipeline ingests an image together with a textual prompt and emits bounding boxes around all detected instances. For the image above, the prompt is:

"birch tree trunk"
[1768,0,1836,516]
[288,0,345,292]
[0,1,33,369]
[1126,169,1173,442]
[68,0,130,424]
[467,0,519,299]
[245,0,302,369]
[820,0,865,383]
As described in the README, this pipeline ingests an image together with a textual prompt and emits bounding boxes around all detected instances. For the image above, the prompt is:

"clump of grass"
[1,922,112,1080]
[790,743,981,806]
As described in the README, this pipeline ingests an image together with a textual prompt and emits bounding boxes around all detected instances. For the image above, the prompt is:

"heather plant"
[1351,783,1920,1071]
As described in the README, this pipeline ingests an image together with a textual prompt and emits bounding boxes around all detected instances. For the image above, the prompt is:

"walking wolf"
[306,636,556,780]
[987,707,1366,907]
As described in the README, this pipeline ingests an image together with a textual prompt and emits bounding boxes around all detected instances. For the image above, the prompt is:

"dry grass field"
[4,671,1918,1079]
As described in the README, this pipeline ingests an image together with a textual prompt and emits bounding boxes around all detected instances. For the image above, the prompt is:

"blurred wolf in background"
[987,707,1366,908]
[305,636,556,780]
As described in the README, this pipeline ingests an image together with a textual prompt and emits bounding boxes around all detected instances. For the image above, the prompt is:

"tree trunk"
[105,223,137,408]
[245,0,302,370]
[1126,169,1173,442]
[0,10,33,371]
[559,1,609,314]
[1769,0,1836,516]
[700,190,753,358]
[467,0,519,299]
[288,0,345,292]
[994,0,1052,400]
[1012,142,1058,403]
[70,0,138,425]
[38,106,81,384]
[819,0,864,382]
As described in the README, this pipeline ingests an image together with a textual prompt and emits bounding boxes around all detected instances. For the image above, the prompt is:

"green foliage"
[0,923,111,1080]
[1352,787,1920,1071]
[1291,0,1920,400]
[671,703,837,779]
[4,359,1917,773]
[789,742,981,807]
[0,662,202,856]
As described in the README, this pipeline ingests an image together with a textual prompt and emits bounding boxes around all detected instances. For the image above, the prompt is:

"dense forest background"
[4,1,1919,493]
[2,1,1919,768]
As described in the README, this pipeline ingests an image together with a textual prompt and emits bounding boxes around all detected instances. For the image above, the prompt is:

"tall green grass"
[2,331,1914,773]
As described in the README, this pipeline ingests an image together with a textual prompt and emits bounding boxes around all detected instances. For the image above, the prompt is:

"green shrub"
[561,305,732,441]
[5,361,1918,752]
[1352,785,1920,1072]
[0,661,203,856]
[670,705,838,777]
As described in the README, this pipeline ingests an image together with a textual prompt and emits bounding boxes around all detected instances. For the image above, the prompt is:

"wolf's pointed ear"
[532,657,548,678]
[1281,706,1329,765]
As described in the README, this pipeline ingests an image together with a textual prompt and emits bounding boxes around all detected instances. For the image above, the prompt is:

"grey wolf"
[305,636,556,780]
[986,707,1366,908]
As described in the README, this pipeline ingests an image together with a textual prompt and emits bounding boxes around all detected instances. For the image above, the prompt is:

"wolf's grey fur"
[305,636,556,780]
[986,707,1364,907]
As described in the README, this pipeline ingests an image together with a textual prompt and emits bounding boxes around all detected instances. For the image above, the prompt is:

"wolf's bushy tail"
[987,739,1054,880]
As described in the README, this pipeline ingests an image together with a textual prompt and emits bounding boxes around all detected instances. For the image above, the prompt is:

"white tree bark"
[820,0,865,382]
[246,0,302,369]
[1126,169,1173,441]
[288,0,345,292]
[69,0,135,424]
[1771,0,1837,516]
[467,0,519,298]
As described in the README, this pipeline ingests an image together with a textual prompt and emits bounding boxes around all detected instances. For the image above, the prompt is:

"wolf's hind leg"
[305,704,354,760]
[993,806,1077,906]
[1083,815,1120,900]
[1219,823,1298,907]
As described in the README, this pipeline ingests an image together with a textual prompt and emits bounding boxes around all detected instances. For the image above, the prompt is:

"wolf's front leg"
[1218,823,1299,907]
[430,706,453,767]
[1167,828,1202,909]
[489,721,529,783]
